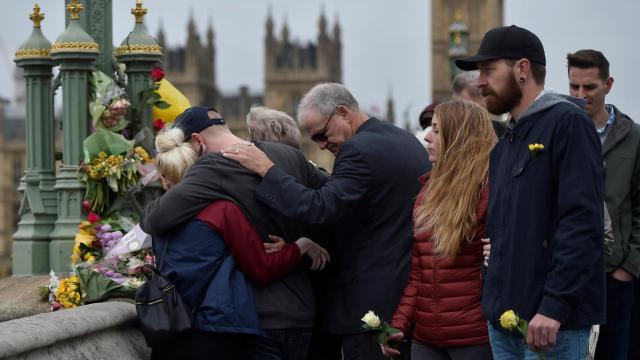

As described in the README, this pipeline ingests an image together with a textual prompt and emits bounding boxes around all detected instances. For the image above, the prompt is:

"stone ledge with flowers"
[36,66,191,313]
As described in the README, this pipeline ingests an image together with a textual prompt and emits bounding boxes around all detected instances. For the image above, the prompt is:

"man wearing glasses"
[224,82,430,359]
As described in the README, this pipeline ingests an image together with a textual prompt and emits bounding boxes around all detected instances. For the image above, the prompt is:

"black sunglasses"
[310,106,339,143]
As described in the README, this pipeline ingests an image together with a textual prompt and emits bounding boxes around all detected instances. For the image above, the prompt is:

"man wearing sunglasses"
[223,83,430,359]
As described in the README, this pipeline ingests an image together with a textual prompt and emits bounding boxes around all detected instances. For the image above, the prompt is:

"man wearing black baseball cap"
[142,106,331,359]
[458,26,606,359]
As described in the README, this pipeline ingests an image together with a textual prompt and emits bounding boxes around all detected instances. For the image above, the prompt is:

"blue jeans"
[595,273,634,360]
[250,330,311,360]
[488,322,589,359]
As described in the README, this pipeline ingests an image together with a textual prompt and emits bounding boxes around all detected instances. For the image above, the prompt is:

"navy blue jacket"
[153,216,262,336]
[483,93,606,330]
[256,118,430,334]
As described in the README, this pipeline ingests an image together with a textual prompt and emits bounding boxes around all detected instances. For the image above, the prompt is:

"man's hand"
[381,331,404,358]
[221,142,274,177]
[264,234,286,254]
[612,268,633,282]
[526,313,561,353]
[294,237,331,271]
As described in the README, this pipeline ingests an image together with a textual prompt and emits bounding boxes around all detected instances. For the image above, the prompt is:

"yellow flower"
[55,276,82,308]
[134,146,152,163]
[499,310,519,330]
[528,144,535,151]
[98,151,107,160]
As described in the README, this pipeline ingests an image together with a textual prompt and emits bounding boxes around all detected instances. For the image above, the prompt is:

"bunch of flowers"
[89,71,130,132]
[71,220,100,265]
[79,127,156,213]
[54,275,82,309]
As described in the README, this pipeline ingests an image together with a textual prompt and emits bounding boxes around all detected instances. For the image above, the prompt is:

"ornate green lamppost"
[12,4,58,275]
[48,0,100,272]
[448,10,470,79]
[115,0,163,130]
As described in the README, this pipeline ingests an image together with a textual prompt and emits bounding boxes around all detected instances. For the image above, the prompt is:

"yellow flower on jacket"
[499,309,519,330]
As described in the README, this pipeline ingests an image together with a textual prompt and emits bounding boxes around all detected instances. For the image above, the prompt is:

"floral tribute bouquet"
[89,70,131,132]
[38,65,190,311]
[40,212,153,311]
[78,129,157,213]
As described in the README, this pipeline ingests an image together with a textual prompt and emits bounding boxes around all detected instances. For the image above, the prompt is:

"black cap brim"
[455,54,501,71]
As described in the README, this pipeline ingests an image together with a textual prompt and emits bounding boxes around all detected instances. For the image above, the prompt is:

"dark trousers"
[250,329,312,360]
[411,340,493,360]
[150,330,251,360]
[306,333,388,360]
[595,274,635,360]
[631,276,640,360]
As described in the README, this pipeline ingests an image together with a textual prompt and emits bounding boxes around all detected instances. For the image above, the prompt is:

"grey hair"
[246,106,302,149]
[452,70,482,98]
[297,83,359,124]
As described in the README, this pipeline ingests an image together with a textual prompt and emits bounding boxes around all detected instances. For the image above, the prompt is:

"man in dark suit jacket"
[223,83,430,359]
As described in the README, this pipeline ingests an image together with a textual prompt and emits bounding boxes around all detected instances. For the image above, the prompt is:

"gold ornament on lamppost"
[29,3,45,28]
[66,0,83,20]
[132,0,148,23]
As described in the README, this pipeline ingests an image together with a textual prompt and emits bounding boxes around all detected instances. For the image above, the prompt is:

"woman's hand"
[381,331,404,358]
[482,238,491,267]
[294,237,331,271]
[264,234,286,254]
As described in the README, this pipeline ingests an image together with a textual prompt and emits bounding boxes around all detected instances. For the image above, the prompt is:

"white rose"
[361,310,381,328]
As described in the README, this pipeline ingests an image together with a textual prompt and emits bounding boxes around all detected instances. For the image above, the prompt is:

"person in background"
[382,99,496,360]
[246,106,302,150]
[567,49,640,360]
[452,70,506,138]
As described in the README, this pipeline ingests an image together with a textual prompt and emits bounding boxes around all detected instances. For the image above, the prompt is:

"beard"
[482,74,522,115]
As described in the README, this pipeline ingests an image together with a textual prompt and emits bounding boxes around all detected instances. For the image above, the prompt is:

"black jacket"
[483,93,606,330]
[256,118,430,334]
[141,141,328,329]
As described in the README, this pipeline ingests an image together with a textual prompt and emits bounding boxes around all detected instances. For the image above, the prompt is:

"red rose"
[88,211,101,223]
[151,67,165,82]
[153,118,165,131]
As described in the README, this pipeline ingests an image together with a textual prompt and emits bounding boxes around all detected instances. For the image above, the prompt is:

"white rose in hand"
[362,310,381,328]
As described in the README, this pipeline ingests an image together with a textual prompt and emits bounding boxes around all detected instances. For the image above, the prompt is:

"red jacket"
[391,175,489,347]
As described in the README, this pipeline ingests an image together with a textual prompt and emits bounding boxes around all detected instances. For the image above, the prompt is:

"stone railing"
[0,301,149,359]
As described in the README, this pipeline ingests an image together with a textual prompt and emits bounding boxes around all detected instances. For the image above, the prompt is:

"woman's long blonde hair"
[414,99,496,260]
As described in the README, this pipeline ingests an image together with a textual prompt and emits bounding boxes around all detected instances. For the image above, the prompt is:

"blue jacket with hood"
[483,92,606,330]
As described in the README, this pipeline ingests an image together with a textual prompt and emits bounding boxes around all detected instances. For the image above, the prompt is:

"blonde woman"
[383,99,496,360]
[151,126,328,360]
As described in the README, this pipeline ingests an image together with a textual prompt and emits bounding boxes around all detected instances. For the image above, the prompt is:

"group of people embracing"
[141,24,631,360]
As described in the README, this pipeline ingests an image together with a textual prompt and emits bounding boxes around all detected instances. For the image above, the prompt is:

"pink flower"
[153,118,165,131]
[81,200,91,212]
[88,211,101,223]
[151,67,165,82]
[50,301,61,312]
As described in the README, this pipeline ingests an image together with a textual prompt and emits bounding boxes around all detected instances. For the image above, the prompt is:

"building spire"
[281,15,289,42]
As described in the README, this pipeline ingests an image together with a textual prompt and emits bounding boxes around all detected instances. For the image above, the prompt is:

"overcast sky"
[1,0,638,126]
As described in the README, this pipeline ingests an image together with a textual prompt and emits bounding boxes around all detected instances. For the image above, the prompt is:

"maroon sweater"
[197,200,302,285]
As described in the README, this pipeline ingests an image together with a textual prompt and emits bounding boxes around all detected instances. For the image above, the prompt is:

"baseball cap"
[455,25,546,71]
[173,106,226,139]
